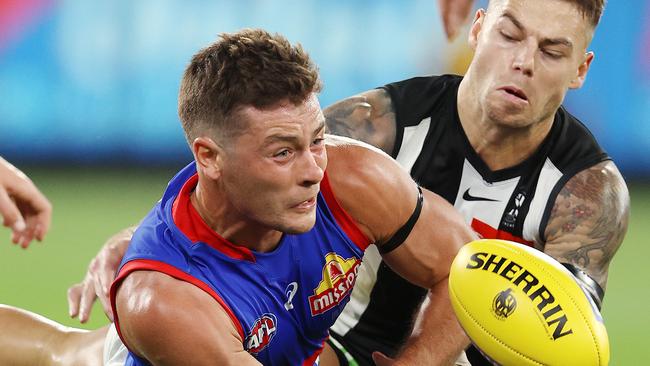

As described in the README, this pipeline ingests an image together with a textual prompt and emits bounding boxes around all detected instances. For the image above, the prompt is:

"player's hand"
[0,157,52,248]
[438,0,475,40]
[67,226,134,323]
[372,351,399,366]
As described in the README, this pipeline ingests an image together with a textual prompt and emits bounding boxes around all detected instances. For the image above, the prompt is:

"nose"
[298,149,325,187]
[512,40,535,77]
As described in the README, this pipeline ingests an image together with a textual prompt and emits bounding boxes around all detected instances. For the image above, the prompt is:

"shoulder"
[549,107,608,168]
[115,271,244,364]
[543,160,630,288]
[324,135,420,243]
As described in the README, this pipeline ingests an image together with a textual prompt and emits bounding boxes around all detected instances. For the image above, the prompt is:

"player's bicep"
[116,271,260,366]
[323,88,396,154]
[380,188,477,289]
[543,161,630,290]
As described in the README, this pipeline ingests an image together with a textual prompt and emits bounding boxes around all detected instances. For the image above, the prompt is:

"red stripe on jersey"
[302,339,326,366]
[110,259,246,347]
[471,218,534,247]
[320,172,371,251]
[172,173,255,262]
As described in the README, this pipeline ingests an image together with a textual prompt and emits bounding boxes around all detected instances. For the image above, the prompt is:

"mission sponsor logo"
[245,313,277,354]
[309,252,361,316]
[466,252,573,340]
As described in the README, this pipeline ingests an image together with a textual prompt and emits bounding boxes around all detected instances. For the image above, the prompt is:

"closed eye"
[500,31,517,42]
[541,49,563,59]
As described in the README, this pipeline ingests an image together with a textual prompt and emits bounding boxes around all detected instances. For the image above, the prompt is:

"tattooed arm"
[543,160,630,292]
[323,89,397,154]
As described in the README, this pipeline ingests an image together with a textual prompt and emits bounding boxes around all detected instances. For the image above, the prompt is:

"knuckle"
[89,258,99,271]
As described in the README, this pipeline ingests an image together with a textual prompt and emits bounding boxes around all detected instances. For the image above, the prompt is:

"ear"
[192,136,224,180]
[468,9,486,50]
[569,51,594,89]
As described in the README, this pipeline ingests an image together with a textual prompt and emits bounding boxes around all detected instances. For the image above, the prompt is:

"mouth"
[499,86,528,102]
[292,196,317,210]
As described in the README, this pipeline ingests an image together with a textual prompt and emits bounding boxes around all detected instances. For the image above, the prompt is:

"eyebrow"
[501,11,525,32]
[313,120,326,137]
[264,120,326,145]
[500,11,573,49]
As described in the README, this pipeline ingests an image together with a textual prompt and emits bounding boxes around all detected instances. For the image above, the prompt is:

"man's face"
[219,93,327,235]
[467,0,594,128]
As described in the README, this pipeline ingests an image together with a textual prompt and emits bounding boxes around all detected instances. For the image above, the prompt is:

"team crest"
[492,288,517,319]
[309,252,361,316]
[245,313,277,354]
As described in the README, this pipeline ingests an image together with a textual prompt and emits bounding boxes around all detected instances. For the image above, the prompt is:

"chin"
[487,108,533,129]
[277,214,317,234]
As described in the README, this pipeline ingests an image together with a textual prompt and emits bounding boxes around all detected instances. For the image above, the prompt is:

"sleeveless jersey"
[329,75,609,365]
[109,162,370,366]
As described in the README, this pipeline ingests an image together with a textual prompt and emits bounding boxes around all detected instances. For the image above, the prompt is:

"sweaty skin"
[112,95,476,365]
[0,305,106,366]
[324,0,628,293]
[322,1,628,363]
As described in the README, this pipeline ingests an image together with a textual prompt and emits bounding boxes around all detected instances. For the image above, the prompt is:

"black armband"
[561,263,605,310]
[378,186,423,254]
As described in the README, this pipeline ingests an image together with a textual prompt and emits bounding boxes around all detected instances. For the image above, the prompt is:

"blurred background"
[0,0,648,364]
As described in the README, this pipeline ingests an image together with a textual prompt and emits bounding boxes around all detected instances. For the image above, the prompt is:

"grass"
[0,167,647,364]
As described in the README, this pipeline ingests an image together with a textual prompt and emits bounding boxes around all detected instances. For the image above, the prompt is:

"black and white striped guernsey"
[329,74,609,366]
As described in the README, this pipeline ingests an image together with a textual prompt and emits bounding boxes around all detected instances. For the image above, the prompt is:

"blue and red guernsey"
[109,162,370,366]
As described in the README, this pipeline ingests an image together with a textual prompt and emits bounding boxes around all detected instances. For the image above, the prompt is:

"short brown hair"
[564,0,605,27]
[178,28,322,144]
[489,0,605,27]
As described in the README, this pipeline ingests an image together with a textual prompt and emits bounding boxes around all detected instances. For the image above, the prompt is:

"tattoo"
[323,89,397,154]
[543,161,629,290]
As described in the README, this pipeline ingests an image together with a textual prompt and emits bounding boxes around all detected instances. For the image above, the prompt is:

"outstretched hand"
[67,226,134,323]
[438,0,475,40]
[0,157,52,248]
[372,351,398,366]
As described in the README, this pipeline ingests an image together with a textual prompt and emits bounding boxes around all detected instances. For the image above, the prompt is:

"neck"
[191,178,283,253]
[457,78,554,171]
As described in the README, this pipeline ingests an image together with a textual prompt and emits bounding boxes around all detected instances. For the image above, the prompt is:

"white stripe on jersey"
[395,117,431,172]
[523,158,563,243]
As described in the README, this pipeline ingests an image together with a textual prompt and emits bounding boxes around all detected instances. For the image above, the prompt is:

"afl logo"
[245,313,277,354]
[492,288,517,319]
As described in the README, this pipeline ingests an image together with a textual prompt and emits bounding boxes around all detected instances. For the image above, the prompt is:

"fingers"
[32,200,52,242]
[438,0,475,41]
[67,283,83,318]
[69,262,101,324]
[94,268,114,322]
[67,228,133,324]
[0,158,52,246]
[15,188,52,245]
[68,275,100,324]
[372,351,395,366]
[0,187,26,237]
[78,277,99,323]
[16,214,39,248]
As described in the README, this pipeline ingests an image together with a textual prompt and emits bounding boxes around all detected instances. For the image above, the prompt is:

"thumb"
[372,351,394,366]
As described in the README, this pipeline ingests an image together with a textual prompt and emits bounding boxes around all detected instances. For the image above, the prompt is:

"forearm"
[0,305,106,366]
[395,279,469,366]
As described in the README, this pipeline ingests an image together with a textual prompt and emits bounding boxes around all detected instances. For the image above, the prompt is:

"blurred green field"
[0,167,648,364]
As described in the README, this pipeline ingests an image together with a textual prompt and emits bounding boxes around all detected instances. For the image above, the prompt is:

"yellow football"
[449,239,609,366]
